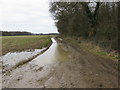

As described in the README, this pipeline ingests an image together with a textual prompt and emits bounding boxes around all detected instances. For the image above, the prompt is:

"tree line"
[0,31,59,36]
[0,31,33,36]
[49,2,119,52]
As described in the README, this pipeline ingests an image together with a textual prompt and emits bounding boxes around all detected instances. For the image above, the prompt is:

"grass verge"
[61,36,118,61]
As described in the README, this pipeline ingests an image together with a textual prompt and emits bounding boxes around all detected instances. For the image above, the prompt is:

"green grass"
[1,35,52,55]
[62,36,118,61]
[79,41,118,61]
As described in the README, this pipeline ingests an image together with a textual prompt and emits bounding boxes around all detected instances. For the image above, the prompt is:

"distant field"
[1,35,52,55]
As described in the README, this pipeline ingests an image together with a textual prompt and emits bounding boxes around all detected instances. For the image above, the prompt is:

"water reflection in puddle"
[2,38,70,88]
[1,48,46,66]
[30,38,69,66]
[1,38,69,70]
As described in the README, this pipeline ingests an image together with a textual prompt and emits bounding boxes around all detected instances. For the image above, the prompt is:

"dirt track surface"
[2,38,118,88]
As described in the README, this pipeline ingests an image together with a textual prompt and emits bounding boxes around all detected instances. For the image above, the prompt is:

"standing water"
[2,37,70,88]
[30,38,69,66]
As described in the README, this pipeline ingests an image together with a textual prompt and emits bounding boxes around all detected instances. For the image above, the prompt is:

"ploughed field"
[1,35,52,56]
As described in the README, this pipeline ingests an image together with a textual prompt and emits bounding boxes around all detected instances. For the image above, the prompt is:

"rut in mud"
[2,38,118,88]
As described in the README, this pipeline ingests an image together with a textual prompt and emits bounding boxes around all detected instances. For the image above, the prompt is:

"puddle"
[30,38,69,66]
[2,38,71,88]
[1,48,46,68]
[1,38,69,68]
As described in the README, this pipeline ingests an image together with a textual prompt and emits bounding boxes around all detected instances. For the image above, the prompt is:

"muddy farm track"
[2,38,118,88]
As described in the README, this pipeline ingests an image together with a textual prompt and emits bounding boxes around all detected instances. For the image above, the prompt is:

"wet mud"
[2,38,118,88]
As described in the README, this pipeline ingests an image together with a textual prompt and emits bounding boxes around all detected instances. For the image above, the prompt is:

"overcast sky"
[0,0,58,34]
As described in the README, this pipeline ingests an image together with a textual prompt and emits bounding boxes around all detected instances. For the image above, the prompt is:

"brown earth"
[2,37,118,88]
